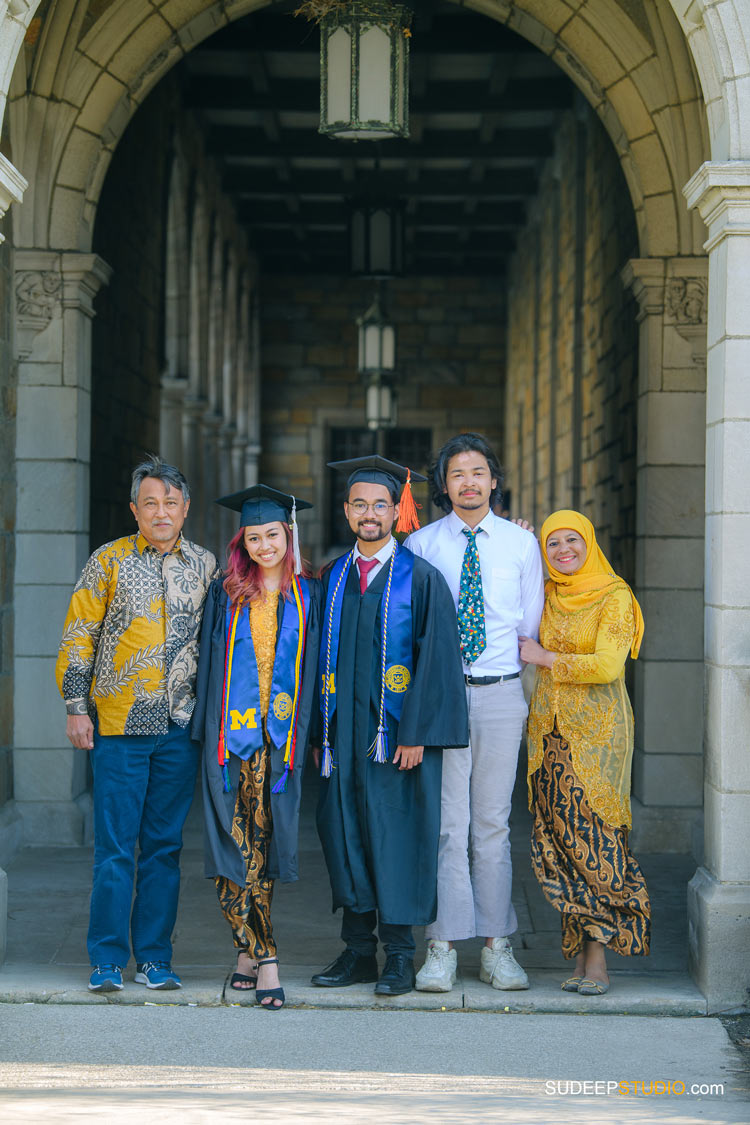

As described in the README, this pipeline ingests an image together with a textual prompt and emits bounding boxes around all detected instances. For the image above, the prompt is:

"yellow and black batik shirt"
[56,533,218,736]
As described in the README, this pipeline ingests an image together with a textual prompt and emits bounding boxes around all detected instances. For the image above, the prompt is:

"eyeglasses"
[348,500,393,516]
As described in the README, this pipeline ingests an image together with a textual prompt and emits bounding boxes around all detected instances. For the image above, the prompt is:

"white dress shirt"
[406,510,544,675]
[352,535,396,588]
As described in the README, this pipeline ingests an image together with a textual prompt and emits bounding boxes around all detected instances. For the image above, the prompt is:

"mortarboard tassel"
[320,740,334,778]
[394,468,422,534]
[290,495,302,574]
[367,724,389,764]
[271,765,289,795]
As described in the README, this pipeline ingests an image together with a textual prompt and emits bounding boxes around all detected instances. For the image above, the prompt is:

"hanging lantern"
[319,1,412,140]
[365,371,397,431]
[349,197,405,277]
[357,287,395,374]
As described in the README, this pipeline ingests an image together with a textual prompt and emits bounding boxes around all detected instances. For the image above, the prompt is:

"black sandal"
[229,971,257,991]
[255,958,285,1010]
[229,951,258,991]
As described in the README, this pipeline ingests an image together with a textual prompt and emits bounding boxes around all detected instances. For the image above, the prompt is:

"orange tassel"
[395,468,422,534]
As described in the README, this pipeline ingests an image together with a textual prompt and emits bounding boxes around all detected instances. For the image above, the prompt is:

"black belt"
[464,672,521,686]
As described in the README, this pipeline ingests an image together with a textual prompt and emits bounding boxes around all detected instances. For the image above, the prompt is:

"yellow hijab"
[540,509,644,659]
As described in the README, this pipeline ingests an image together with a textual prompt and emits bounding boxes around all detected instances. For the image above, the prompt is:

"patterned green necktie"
[458,527,486,664]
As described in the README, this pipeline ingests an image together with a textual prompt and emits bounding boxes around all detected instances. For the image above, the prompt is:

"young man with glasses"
[311,456,468,997]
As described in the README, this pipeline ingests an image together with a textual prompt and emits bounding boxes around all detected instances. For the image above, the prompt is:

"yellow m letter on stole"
[321,673,335,694]
[230,708,258,730]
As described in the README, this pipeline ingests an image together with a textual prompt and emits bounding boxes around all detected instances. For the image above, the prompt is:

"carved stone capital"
[684,161,750,250]
[15,268,61,320]
[621,258,665,320]
[0,154,27,244]
[15,251,112,358]
[664,276,707,326]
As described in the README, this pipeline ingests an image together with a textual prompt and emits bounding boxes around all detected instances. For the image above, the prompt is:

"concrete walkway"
[0,764,705,1015]
[1,1005,747,1124]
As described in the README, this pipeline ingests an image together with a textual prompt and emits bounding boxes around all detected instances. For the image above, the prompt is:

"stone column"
[200,412,222,557]
[0,152,26,965]
[13,250,111,844]
[181,395,206,545]
[684,162,750,1013]
[159,373,187,468]
[621,257,707,855]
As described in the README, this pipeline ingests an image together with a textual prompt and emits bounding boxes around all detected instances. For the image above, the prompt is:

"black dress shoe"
[311,948,379,987]
[374,953,416,996]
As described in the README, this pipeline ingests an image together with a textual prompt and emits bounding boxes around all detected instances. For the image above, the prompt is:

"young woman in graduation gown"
[192,486,321,1009]
[519,510,650,996]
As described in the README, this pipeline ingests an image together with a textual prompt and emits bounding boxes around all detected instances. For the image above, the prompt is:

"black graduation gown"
[316,547,468,926]
[192,576,322,885]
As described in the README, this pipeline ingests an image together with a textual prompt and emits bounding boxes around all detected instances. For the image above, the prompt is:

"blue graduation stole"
[318,543,414,775]
[219,578,311,790]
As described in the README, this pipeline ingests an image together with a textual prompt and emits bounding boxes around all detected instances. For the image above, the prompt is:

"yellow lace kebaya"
[526,511,644,829]
[249,589,280,721]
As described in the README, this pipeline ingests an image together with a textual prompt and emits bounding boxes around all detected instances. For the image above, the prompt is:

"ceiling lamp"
[357,284,397,431]
[319,1,412,140]
[357,285,395,375]
[349,197,405,277]
[365,370,398,431]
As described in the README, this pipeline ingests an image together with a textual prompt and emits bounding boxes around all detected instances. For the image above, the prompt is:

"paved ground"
[0,1006,747,1123]
[0,763,704,1015]
[3,763,748,1122]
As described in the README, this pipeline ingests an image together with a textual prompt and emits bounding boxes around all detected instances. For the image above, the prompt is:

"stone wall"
[259,275,506,565]
[0,205,14,813]
[505,104,639,581]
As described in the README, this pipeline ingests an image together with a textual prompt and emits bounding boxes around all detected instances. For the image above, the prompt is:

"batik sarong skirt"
[530,725,651,959]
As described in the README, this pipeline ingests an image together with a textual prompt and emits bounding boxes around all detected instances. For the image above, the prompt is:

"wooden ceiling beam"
[210,128,554,160]
[186,77,573,115]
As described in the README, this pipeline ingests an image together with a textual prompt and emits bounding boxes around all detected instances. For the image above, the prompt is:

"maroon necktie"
[356,557,378,594]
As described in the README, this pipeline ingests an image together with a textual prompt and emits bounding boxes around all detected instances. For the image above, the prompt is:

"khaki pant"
[425,678,528,942]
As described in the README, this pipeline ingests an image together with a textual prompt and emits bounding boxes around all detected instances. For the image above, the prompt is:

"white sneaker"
[479,937,529,990]
[415,940,457,992]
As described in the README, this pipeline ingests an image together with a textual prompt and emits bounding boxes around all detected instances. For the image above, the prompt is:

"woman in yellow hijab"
[518,510,650,996]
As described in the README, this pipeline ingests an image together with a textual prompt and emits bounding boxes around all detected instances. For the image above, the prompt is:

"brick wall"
[259,275,507,563]
[505,103,639,581]
[0,207,14,807]
[90,86,173,548]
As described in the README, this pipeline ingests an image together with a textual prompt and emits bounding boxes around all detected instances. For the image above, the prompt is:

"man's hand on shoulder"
[508,517,535,534]
[394,744,424,770]
[66,713,94,750]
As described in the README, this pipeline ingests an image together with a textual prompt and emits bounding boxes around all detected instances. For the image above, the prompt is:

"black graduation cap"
[215,484,312,528]
[327,455,427,495]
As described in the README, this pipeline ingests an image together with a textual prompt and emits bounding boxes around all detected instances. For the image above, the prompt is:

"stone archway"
[0,0,748,1011]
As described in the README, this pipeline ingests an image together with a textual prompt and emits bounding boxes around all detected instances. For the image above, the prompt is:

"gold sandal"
[577,977,610,995]
[561,976,584,992]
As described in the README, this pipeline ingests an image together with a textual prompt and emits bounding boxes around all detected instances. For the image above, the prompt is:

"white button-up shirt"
[353,535,396,588]
[406,510,544,675]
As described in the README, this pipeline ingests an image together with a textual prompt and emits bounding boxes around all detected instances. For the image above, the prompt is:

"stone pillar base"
[15,798,86,845]
[0,800,23,868]
[0,801,24,966]
[630,796,703,861]
[688,866,750,1013]
[0,867,6,966]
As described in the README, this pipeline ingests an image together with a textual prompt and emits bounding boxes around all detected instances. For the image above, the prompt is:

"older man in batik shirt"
[56,455,217,993]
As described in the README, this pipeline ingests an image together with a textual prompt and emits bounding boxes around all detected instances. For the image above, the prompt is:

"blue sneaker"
[88,964,124,992]
[134,961,182,990]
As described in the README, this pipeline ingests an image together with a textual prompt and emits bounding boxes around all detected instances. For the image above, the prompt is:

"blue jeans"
[87,721,200,967]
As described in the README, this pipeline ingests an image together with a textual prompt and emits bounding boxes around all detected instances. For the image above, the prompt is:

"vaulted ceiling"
[181,2,575,275]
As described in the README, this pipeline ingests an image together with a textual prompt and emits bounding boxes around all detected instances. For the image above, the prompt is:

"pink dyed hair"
[223,522,310,607]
